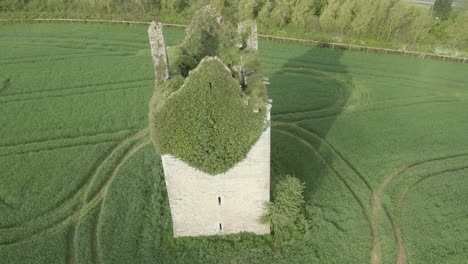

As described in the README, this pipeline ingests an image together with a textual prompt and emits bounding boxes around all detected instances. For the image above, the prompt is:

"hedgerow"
[151,58,266,174]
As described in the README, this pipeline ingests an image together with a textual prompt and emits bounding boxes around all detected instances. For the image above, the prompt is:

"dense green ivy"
[151,58,266,174]
[262,175,307,247]
[150,6,269,174]
[174,6,238,76]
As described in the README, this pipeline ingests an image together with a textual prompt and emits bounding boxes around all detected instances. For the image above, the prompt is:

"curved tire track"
[371,153,468,264]
[0,129,149,246]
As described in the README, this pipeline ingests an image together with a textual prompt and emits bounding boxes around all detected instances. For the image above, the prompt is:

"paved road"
[408,0,465,7]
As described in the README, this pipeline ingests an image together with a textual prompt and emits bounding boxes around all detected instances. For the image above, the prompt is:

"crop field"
[0,23,467,264]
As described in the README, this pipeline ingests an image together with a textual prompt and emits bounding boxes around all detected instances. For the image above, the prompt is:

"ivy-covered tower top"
[149,5,269,175]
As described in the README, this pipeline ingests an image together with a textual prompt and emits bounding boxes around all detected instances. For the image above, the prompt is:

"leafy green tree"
[161,0,189,13]
[257,0,275,29]
[433,0,452,20]
[291,0,318,29]
[408,8,433,44]
[269,0,295,27]
[237,0,258,20]
[446,11,468,48]
[384,1,412,41]
[312,0,328,16]
[336,0,355,36]
[351,0,391,37]
[319,0,341,33]
[176,5,237,76]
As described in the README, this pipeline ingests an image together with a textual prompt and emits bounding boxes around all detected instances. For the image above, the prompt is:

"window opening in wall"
[218,196,221,206]
[219,223,223,231]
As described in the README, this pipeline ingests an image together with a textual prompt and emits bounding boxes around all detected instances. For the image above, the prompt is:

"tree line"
[1,0,467,53]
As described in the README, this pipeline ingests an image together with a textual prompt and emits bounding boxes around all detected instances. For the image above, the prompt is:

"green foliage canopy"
[151,58,265,175]
[175,5,238,76]
[434,0,453,20]
[2,0,468,53]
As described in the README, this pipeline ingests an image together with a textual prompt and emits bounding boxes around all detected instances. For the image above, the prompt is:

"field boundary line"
[1,18,466,63]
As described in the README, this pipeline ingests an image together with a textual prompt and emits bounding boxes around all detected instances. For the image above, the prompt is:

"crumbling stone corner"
[238,20,258,51]
[148,21,170,83]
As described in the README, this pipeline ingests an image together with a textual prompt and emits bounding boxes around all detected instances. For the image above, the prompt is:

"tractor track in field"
[1,78,153,97]
[0,40,131,54]
[67,224,76,264]
[0,128,138,149]
[272,98,461,124]
[0,129,150,246]
[370,153,468,264]
[273,122,468,264]
[83,138,151,264]
[271,77,349,119]
[0,38,141,53]
[91,204,102,264]
[0,50,107,61]
[294,124,372,191]
[0,129,137,157]
[0,83,149,104]
[82,133,150,204]
[0,35,147,49]
[0,50,132,65]
[274,128,372,230]
[0,52,133,66]
[392,164,468,264]
[272,123,372,191]
[0,139,119,158]
[0,128,148,229]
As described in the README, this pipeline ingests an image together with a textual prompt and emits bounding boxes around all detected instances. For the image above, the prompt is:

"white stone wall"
[148,21,169,82]
[161,107,271,237]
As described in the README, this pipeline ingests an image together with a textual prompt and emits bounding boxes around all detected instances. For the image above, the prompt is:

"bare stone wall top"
[238,20,258,51]
[148,21,169,82]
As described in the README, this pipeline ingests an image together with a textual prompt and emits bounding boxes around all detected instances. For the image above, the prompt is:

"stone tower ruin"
[148,18,270,237]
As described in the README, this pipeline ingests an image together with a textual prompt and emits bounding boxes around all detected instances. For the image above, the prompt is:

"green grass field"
[0,23,467,264]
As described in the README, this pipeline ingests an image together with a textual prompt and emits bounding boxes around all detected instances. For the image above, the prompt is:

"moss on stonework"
[151,58,265,174]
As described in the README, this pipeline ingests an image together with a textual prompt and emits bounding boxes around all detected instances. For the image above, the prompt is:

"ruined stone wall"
[161,106,271,237]
[148,21,169,82]
[238,20,258,51]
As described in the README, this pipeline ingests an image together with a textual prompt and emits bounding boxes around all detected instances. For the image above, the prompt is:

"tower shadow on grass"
[267,43,354,198]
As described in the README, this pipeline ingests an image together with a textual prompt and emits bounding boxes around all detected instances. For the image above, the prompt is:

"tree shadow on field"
[267,44,355,200]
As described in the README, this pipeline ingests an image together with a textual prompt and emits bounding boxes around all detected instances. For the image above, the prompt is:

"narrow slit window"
[218,197,221,206]
[219,223,223,231]
[209,82,212,88]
